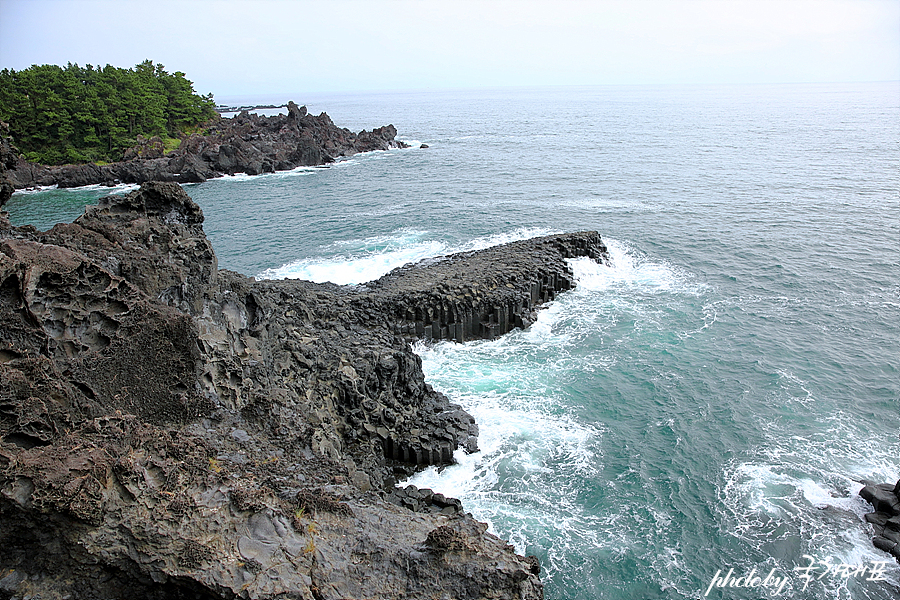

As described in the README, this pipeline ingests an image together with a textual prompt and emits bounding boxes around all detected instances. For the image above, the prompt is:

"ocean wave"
[569,239,703,295]
[555,197,661,212]
[256,226,556,284]
[718,412,900,593]
[11,182,139,196]
[12,184,59,194]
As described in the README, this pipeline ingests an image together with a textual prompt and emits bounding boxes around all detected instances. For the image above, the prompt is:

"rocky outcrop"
[363,231,606,342]
[123,134,166,161]
[0,124,17,207]
[5,102,409,190]
[860,480,900,563]
[0,182,608,599]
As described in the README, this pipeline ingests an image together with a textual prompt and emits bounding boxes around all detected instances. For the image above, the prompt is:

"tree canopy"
[0,60,217,165]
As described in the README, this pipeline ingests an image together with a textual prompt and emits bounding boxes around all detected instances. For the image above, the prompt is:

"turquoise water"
[6,82,899,599]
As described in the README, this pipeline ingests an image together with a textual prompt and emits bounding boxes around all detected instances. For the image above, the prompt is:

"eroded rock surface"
[0,182,608,599]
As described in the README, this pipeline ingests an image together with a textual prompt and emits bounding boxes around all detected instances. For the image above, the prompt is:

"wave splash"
[256,226,556,284]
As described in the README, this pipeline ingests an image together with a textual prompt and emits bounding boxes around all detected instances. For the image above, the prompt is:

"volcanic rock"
[5,105,409,189]
[861,480,900,562]
[0,182,608,598]
[0,125,17,207]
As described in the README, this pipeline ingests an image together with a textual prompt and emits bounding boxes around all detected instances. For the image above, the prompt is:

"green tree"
[0,60,216,165]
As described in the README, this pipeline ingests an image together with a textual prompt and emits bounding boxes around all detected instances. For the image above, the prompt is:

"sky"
[0,0,897,102]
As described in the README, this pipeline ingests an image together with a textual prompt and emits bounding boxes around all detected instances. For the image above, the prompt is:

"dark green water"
[6,82,899,599]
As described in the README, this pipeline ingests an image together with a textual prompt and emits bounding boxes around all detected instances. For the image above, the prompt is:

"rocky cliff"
[5,102,408,190]
[0,182,608,599]
[0,125,17,207]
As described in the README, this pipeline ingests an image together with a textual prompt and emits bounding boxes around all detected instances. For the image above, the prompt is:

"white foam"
[555,197,660,212]
[520,301,567,344]
[569,239,698,294]
[407,331,607,559]
[103,182,141,195]
[256,227,556,284]
[12,182,139,196]
[216,172,256,182]
[259,239,448,284]
[456,227,557,253]
[279,165,321,175]
[406,390,604,554]
[12,184,59,194]
[720,421,900,592]
[200,162,342,186]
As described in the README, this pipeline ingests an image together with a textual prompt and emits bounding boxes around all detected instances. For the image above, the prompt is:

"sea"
[5,81,899,600]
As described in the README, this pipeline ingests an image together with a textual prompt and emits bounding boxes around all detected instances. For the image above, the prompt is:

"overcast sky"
[1,0,897,102]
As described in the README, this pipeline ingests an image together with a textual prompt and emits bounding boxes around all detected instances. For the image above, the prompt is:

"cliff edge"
[0,182,608,599]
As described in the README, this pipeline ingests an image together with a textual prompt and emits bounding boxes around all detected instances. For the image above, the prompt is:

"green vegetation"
[0,60,216,165]
[162,136,182,154]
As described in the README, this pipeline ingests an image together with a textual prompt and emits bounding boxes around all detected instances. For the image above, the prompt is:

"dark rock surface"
[0,124,17,207]
[5,102,408,190]
[123,134,166,161]
[363,231,606,344]
[0,182,608,599]
[860,479,900,562]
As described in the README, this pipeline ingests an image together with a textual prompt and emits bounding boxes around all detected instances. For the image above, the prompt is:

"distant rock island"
[0,181,608,598]
[3,101,408,191]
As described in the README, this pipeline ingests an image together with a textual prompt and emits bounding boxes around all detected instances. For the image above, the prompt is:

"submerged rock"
[0,182,608,598]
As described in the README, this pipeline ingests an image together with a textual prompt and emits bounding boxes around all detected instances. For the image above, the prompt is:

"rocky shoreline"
[3,101,408,191]
[0,181,608,598]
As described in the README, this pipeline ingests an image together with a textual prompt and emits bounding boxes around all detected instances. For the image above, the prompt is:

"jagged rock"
[861,483,900,516]
[0,182,607,598]
[123,134,165,161]
[860,479,900,564]
[0,125,19,207]
[5,105,409,190]
[286,100,307,120]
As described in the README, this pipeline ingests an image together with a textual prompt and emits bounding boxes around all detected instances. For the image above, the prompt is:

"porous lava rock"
[0,182,609,599]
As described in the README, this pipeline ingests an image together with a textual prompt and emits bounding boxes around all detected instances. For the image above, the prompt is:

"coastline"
[0,181,608,598]
[3,83,897,599]
[2,101,409,192]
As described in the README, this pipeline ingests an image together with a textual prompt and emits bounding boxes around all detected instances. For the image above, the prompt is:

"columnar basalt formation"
[0,182,608,599]
[5,102,409,190]
[860,480,900,563]
[363,232,607,342]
